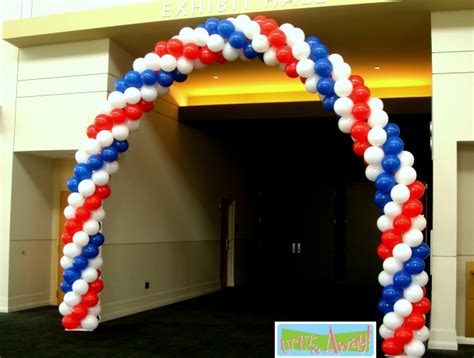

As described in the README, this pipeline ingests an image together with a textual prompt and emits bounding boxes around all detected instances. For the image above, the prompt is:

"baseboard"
[428,328,458,350]
[101,280,221,322]
[8,291,51,312]
[457,336,474,345]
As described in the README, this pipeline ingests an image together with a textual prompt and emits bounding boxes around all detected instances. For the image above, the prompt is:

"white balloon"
[286,27,305,47]
[222,42,240,61]
[92,170,110,186]
[83,138,101,155]
[82,267,99,282]
[378,271,393,286]
[75,149,89,164]
[68,193,84,207]
[103,161,119,174]
[64,291,82,306]
[60,255,73,269]
[395,166,417,185]
[364,146,384,165]
[108,91,127,108]
[304,75,319,94]
[91,208,106,222]
[413,326,430,342]
[160,54,177,72]
[338,116,356,134]
[292,41,310,60]
[379,324,394,339]
[98,100,113,115]
[96,130,114,147]
[365,165,384,182]
[89,256,103,270]
[156,84,170,96]
[81,315,99,330]
[393,243,412,262]
[140,85,158,102]
[132,57,146,73]
[412,271,429,287]
[328,53,344,66]
[177,57,194,75]
[263,48,279,66]
[391,184,410,204]
[72,279,89,295]
[124,87,141,104]
[394,299,413,317]
[279,23,294,36]
[367,127,387,146]
[384,201,402,218]
[88,304,102,317]
[377,215,394,232]
[144,52,160,71]
[412,215,427,231]
[403,229,423,247]
[399,150,415,167]
[368,110,389,128]
[243,20,261,40]
[178,26,195,44]
[235,14,251,31]
[368,97,384,111]
[383,312,403,330]
[296,58,315,78]
[404,340,425,356]
[72,231,89,247]
[333,97,354,117]
[404,284,424,303]
[334,79,353,97]
[112,125,129,141]
[332,62,351,81]
[63,243,82,258]
[78,179,96,197]
[383,257,403,274]
[193,27,209,47]
[64,205,76,219]
[207,34,225,52]
[59,301,72,316]
[83,220,100,235]
[251,34,269,53]
[126,119,141,132]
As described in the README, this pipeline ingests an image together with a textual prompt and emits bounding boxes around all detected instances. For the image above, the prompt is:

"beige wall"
[430,9,474,349]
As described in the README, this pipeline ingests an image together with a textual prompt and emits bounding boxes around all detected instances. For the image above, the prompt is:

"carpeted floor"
[0,286,471,357]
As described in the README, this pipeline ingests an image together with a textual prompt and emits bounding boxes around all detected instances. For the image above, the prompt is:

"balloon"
[243,43,258,59]
[384,122,400,137]
[405,312,425,330]
[412,271,429,287]
[81,315,99,330]
[60,256,73,269]
[110,108,126,124]
[62,314,80,330]
[124,87,141,105]
[310,43,328,61]
[404,257,425,274]
[378,270,393,286]
[229,31,246,49]
[322,95,339,112]
[82,291,99,307]
[267,29,285,47]
[375,173,396,193]
[92,170,109,186]
[101,146,119,162]
[352,102,370,121]
[83,244,99,259]
[275,45,293,64]
[374,191,391,208]
[217,19,235,38]
[88,256,104,270]
[383,257,403,274]
[368,110,388,128]
[64,291,82,306]
[108,91,127,108]
[314,58,332,77]
[351,85,370,103]
[305,36,320,47]
[74,164,92,181]
[88,304,102,317]
[71,303,88,320]
[393,326,413,345]
[82,267,99,283]
[403,229,424,249]
[89,232,105,246]
[115,78,127,92]
[140,69,157,86]
[334,78,353,97]
[61,232,72,245]
[353,140,370,157]
[384,201,402,218]
[59,301,72,316]
[113,140,129,153]
[383,312,403,330]
[78,180,96,198]
[72,279,89,295]
[366,165,384,182]
[156,70,174,87]
[377,244,392,260]
[413,326,430,342]
[392,243,412,262]
[60,280,72,293]
[378,298,394,313]
[404,284,424,303]
[384,136,404,155]
[89,279,104,293]
[381,230,402,249]
[367,127,387,146]
[338,116,357,134]
[154,40,168,56]
[393,298,413,317]
[87,155,103,171]
[412,297,431,314]
[67,176,80,192]
[402,199,423,217]
[166,38,183,57]
[332,62,351,81]
[381,154,401,174]
[393,215,412,233]
[144,52,161,71]
[412,243,430,259]
[393,270,412,289]
[334,97,353,117]
[351,121,370,141]
[409,180,425,199]
[124,70,142,88]
[296,58,315,78]
[84,194,102,211]
[260,18,278,36]
[390,184,410,204]
[377,215,394,232]
[379,325,394,339]
[382,284,402,303]
[204,18,219,34]
[86,125,99,139]
[64,219,81,235]
[349,74,364,86]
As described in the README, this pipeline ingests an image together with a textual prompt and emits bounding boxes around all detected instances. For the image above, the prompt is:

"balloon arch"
[58,14,431,357]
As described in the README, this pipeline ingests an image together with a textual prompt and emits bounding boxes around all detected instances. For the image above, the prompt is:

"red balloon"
[268,29,286,47]
[199,46,215,65]
[393,326,413,345]
[352,102,371,121]
[260,19,278,35]
[402,199,423,217]
[285,61,298,78]
[350,121,370,141]
[82,291,99,307]
[71,303,88,320]
[214,51,227,64]
[61,231,72,245]
[86,124,99,139]
[276,46,293,64]
[409,180,425,199]
[351,85,371,103]
[353,140,370,156]
[382,338,403,356]
[377,243,392,260]
[349,74,364,87]
[393,215,412,234]
[139,99,154,112]
[413,297,431,314]
[381,229,403,249]
[62,314,80,329]
[183,43,200,60]
[110,108,126,124]
[125,104,143,120]
[64,219,81,235]
[166,38,183,57]
[75,206,91,222]
[94,114,113,131]
[84,194,102,211]
[300,76,307,84]
[95,185,111,199]
[405,312,425,330]
[89,279,104,293]
[253,15,266,23]
[154,41,168,56]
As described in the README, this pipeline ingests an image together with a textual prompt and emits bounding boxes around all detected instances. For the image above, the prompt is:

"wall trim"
[8,291,51,312]
[101,280,221,322]
[458,336,474,345]
[428,328,458,350]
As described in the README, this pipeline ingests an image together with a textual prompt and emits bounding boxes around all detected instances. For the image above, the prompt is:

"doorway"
[220,199,235,287]
[56,190,69,305]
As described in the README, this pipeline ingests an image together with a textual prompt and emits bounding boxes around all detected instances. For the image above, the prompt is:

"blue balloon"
[60,281,72,293]
[172,70,187,83]
[124,70,143,88]
[87,154,104,171]
[89,232,105,246]
[115,78,128,93]
[412,243,430,259]
[314,58,333,77]
[83,244,99,259]
[322,95,339,112]
[72,255,88,270]
[374,191,391,208]
[316,77,335,96]
[382,284,403,303]
[384,136,404,155]
[217,20,235,38]
[378,298,394,314]
[393,270,412,289]
[141,69,157,85]
[113,140,129,153]
[404,257,425,274]
[204,18,219,34]
[243,43,258,59]
[310,44,328,61]
[156,70,174,87]
[381,154,401,174]
[229,31,246,49]
[384,123,400,138]
[305,36,320,48]
[67,176,79,192]
[375,173,396,193]
[63,268,81,284]
[196,23,206,29]
[101,146,119,162]
[74,163,92,181]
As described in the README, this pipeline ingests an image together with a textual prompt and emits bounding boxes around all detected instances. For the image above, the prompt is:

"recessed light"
[374,66,381,70]
[213,75,219,79]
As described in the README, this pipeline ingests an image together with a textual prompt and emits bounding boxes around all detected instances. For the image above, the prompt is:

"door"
[220,199,234,287]
[57,190,69,304]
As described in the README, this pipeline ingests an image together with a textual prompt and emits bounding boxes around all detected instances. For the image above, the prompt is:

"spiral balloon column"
[57,14,430,356]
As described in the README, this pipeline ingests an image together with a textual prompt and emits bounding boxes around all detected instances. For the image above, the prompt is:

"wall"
[430,9,474,350]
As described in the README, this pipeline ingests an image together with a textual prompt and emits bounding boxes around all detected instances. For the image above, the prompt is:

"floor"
[0,286,471,357]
